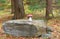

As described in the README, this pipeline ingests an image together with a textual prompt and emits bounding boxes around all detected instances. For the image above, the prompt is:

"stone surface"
[2,20,51,37]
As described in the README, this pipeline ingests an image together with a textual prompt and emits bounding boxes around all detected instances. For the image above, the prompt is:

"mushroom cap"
[27,14,33,17]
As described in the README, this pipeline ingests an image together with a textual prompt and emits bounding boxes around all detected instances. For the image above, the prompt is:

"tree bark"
[11,0,14,14]
[11,0,25,19]
[46,0,54,19]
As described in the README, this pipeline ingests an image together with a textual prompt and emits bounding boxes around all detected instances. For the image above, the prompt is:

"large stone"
[2,20,50,37]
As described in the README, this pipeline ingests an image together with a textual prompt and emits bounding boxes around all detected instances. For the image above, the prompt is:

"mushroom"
[27,14,33,21]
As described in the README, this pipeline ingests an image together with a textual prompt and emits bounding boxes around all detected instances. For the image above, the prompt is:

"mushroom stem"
[28,17,32,21]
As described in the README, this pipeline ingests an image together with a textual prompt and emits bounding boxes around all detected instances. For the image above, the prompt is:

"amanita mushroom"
[27,14,33,21]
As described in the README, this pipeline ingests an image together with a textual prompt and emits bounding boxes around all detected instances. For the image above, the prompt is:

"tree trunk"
[46,0,54,19]
[11,0,25,19]
[11,0,14,14]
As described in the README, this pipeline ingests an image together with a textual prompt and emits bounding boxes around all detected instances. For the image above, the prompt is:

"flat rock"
[2,20,47,37]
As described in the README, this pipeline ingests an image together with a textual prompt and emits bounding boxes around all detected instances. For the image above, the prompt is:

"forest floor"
[0,14,60,39]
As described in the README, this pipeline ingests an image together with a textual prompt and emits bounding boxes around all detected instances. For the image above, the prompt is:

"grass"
[0,10,11,15]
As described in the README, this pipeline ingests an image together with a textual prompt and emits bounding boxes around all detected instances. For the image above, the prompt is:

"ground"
[0,14,60,39]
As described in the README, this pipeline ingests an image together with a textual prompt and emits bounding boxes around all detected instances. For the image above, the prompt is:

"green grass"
[0,11,11,15]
